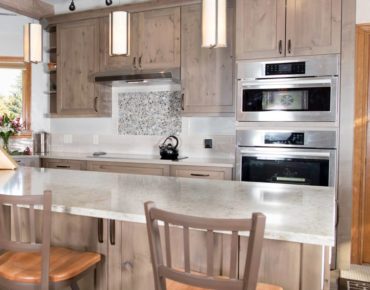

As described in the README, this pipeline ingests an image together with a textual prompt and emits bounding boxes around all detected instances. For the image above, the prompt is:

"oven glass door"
[239,149,335,186]
[238,77,337,122]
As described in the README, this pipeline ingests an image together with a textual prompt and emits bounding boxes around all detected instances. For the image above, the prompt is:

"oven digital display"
[264,132,304,145]
[265,62,305,75]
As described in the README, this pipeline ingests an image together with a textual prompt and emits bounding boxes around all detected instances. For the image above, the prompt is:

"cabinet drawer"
[42,158,87,170]
[170,166,232,180]
[87,161,170,176]
[13,157,40,168]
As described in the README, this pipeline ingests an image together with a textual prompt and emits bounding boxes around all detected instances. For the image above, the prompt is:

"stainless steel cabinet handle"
[56,165,70,168]
[94,97,98,112]
[138,55,142,69]
[288,39,292,54]
[278,40,283,54]
[190,173,210,177]
[181,93,185,110]
[109,220,115,245]
[98,218,104,243]
[132,57,137,69]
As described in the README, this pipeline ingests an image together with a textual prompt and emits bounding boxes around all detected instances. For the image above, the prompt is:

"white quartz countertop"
[0,167,334,246]
[39,152,234,168]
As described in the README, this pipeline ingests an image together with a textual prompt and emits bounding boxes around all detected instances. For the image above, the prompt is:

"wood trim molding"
[0,56,32,135]
[0,0,54,19]
[45,0,200,25]
[351,24,370,264]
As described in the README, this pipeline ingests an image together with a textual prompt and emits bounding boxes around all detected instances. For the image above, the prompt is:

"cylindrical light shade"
[24,23,43,63]
[109,11,130,56]
[202,0,227,48]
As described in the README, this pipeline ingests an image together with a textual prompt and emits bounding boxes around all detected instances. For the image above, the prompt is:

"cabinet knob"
[94,97,98,112]
[122,261,133,271]
[181,93,185,110]
[288,39,292,54]
[138,55,142,70]
[278,40,283,54]
[98,218,104,243]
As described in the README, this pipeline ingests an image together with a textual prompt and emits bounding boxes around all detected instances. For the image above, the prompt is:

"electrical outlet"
[204,139,213,149]
[93,135,99,145]
[63,134,72,144]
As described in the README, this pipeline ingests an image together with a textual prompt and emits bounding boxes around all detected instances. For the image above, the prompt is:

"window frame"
[0,56,32,138]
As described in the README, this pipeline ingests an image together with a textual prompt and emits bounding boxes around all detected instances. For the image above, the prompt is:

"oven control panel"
[265,61,305,75]
[264,132,304,145]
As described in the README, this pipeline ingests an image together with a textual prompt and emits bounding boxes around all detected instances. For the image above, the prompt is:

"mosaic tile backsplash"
[118,90,182,136]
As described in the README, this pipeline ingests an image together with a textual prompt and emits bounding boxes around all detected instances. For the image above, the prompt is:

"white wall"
[0,9,50,132]
[356,0,370,24]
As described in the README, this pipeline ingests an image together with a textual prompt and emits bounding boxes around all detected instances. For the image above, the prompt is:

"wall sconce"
[109,11,130,56]
[202,0,227,48]
[24,23,43,63]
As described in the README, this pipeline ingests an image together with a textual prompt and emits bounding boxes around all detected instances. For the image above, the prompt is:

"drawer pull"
[109,220,115,245]
[56,165,70,169]
[98,218,104,243]
[190,173,210,177]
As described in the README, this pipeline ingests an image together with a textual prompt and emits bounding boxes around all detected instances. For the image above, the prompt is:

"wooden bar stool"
[0,191,101,290]
[144,202,283,290]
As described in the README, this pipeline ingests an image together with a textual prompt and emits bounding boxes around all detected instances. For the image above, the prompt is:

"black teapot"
[159,136,179,160]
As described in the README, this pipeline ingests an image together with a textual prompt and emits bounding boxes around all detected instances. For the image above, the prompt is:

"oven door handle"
[239,149,331,159]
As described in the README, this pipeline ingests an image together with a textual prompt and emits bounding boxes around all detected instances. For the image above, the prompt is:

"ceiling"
[42,0,149,14]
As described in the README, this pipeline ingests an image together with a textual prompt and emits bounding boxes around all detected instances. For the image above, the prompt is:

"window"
[0,57,31,134]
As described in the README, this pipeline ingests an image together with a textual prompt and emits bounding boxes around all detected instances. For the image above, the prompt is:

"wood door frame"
[351,24,370,264]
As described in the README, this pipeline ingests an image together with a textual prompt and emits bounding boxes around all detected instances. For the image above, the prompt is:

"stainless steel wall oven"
[236,55,340,122]
[236,130,337,187]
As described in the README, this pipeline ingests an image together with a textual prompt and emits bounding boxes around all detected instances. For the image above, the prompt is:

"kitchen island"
[0,167,335,290]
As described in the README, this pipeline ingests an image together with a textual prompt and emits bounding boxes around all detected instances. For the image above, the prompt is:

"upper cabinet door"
[57,19,100,115]
[181,4,234,115]
[235,0,286,60]
[99,14,139,71]
[136,7,180,69]
[286,0,341,56]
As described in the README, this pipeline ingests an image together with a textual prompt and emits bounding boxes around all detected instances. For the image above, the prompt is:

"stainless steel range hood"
[93,67,180,86]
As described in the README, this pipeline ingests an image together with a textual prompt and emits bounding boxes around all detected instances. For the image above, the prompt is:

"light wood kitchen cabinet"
[170,165,232,180]
[57,18,111,116]
[235,0,286,60]
[136,7,180,70]
[87,161,170,176]
[181,4,234,115]
[99,14,139,71]
[42,158,87,170]
[100,7,180,71]
[236,0,341,60]
[285,0,341,56]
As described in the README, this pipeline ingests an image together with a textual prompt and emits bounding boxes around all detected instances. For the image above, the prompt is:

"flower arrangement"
[0,114,23,153]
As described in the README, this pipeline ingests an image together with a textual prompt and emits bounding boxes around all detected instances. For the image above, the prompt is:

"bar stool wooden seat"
[0,191,101,290]
[144,202,283,290]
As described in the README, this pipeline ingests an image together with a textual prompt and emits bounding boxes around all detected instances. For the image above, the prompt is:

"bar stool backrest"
[0,190,52,290]
[144,201,266,290]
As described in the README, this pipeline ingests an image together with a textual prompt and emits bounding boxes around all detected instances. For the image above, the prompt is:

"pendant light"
[24,23,43,63]
[109,11,130,56]
[202,0,227,48]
